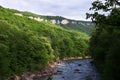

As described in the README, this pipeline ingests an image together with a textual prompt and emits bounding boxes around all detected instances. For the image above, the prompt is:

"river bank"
[32,59,100,80]
[8,57,95,80]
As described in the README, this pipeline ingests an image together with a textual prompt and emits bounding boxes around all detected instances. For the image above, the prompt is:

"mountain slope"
[10,9,94,34]
[0,6,89,79]
[45,16,94,34]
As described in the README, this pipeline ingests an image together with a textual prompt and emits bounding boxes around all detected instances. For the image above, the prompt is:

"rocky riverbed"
[34,59,100,80]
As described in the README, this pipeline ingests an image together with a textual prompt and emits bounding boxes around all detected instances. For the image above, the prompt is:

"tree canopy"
[87,0,120,80]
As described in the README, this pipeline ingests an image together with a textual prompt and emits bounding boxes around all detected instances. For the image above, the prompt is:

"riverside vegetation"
[0,6,89,79]
[87,0,120,80]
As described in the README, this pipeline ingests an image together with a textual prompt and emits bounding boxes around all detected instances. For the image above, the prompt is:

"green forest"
[87,0,120,80]
[0,6,89,79]
[0,0,120,80]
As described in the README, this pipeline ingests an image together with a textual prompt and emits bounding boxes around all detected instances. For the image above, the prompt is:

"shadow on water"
[33,59,100,80]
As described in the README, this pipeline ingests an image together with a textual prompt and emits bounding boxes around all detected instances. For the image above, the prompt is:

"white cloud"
[0,0,95,21]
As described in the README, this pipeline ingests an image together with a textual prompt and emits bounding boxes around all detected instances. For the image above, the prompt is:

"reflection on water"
[34,59,100,80]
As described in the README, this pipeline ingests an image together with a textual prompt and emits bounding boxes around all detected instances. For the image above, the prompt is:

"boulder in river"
[78,64,82,66]
[62,76,65,78]
[57,70,63,74]
[74,69,80,71]
[74,69,81,73]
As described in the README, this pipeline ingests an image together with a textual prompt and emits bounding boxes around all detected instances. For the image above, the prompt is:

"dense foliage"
[0,6,89,79]
[87,0,120,80]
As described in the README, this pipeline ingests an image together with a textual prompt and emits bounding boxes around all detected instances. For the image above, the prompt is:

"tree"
[87,0,120,80]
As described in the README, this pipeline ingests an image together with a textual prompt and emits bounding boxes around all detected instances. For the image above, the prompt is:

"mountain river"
[34,59,100,80]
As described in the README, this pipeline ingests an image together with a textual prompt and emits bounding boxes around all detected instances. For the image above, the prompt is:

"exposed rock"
[90,60,94,66]
[56,70,63,74]
[8,76,21,80]
[90,61,93,64]
[74,69,81,73]
[74,69,80,71]
[78,64,82,66]
[62,76,64,78]
[21,72,34,80]
[20,67,57,80]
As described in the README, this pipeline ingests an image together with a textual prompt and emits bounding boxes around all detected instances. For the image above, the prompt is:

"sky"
[0,0,95,21]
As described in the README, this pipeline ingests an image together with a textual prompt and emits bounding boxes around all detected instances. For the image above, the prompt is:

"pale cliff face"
[51,19,56,24]
[61,19,69,24]
[14,13,23,16]
[34,17,44,22]
[51,19,69,24]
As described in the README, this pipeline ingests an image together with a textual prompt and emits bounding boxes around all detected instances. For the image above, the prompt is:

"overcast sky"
[0,0,95,21]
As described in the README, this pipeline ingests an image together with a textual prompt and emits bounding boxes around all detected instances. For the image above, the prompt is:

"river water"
[34,59,100,80]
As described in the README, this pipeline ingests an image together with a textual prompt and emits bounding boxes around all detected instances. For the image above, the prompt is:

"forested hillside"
[0,6,89,79]
[10,9,94,34]
[45,16,94,34]
[87,0,120,80]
